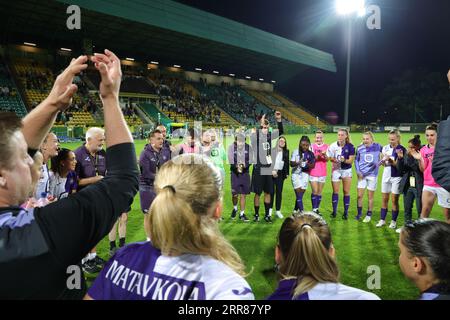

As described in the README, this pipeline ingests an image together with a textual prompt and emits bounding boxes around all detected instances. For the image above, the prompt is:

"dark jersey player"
[228,131,253,222]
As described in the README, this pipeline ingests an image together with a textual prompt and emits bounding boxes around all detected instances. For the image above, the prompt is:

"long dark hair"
[50,148,72,176]
[278,135,288,151]
[401,219,450,293]
[298,136,311,160]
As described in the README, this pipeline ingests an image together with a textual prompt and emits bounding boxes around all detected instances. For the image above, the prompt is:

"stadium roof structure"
[0,0,336,82]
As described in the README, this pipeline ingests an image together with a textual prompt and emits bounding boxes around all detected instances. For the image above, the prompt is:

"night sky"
[176,0,450,123]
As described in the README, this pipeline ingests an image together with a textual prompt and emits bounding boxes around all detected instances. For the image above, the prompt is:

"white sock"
[269,208,273,216]
[240,211,245,216]
[233,205,238,211]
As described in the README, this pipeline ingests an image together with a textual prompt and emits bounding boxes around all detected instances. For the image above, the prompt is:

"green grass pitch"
[61,132,446,300]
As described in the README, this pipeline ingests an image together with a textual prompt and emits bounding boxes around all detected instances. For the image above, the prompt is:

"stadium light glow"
[150,61,159,65]
[60,48,72,52]
[245,76,251,79]
[24,42,36,47]
[259,78,264,81]
[213,71,219,74]
[335,0,365,16]
[195,68,202,71]
[229,73,235,77]
[173,64,181,68]
[271,80,276,83]
[126,57,135,61]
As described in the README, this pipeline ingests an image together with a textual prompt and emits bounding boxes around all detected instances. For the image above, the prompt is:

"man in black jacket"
[396,136,424,231]
[0,50,139,299]
[433,116,450,192]
[250,111,283,223]
[432,70,450,192]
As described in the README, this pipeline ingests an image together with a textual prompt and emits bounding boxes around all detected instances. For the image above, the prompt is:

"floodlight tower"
[336,0,366,126]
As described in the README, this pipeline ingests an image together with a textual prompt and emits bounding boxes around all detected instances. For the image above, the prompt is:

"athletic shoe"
[342,214,348,220]
[109,247,118,257]
[376,220,386,228]
[355,214,362,221]
[264,215,272,223]
[82,260,101,274]
[389,221,397,229]
[93,255,106,267]
[253,215,260,222]
[231,209,237,220]
[275,211,284,219]
[330,213,337,218]
[396,227,402,234]
[240,214,250,222]
[363,216,372,223]
[269,208,273,217]
[313,209,322,216]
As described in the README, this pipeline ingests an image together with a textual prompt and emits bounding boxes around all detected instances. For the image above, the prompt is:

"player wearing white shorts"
[354,132,382,222]
[411,124,450,222]
[290,136,315,213]
[309,131,329,215]
[377,130,406,229]
[327,129,355,219]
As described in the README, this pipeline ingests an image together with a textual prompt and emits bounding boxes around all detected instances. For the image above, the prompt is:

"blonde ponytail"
[147,154,246,276]
[278,212,340,297]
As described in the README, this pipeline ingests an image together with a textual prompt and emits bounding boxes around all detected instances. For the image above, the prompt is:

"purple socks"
[296,192,304,212]
[332,193,339,215]
[344,195,350,217]
[380,208,388,221]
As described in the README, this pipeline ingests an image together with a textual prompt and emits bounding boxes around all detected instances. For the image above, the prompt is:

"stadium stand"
[121,76,156,95]
[193,82,278,126]
[245,89,309,126]
[139,102,172,126]
[10,58,147,127]
[0,59,27,118]
[245,89,328,128]
[271,91,328,127]
[149,71,239,126]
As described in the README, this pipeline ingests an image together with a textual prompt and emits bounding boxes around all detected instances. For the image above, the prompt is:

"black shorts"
[251,167,274,195]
